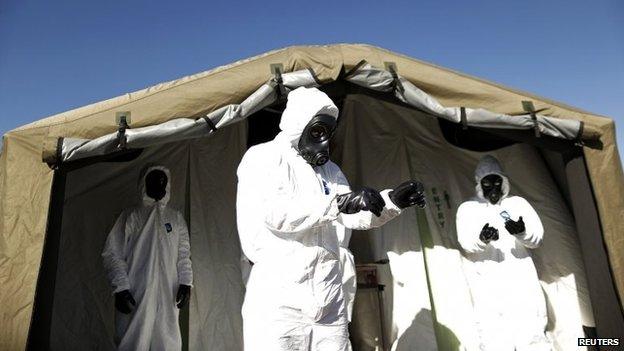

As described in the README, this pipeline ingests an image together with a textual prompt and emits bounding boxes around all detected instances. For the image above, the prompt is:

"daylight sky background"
[1,0,623,155]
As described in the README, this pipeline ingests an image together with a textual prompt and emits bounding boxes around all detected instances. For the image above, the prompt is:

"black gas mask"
[145,169,168,201]
[297,114,337,166]
[480,174,503,205]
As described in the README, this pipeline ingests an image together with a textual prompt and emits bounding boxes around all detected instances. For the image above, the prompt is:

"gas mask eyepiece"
[297,114,337,166]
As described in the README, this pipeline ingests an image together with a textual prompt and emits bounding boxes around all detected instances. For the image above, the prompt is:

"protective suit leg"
[243,306,310,351]
[311,323,352,351]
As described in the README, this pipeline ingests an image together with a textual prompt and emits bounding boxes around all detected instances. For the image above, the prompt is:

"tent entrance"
[28,80,622,350]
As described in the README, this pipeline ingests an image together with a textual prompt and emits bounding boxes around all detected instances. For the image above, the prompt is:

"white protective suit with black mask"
[236,87,402,351]
[456,156,550,351]
[102,165,193,351]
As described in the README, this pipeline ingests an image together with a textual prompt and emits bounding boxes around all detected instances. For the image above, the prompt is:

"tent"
[0,43,622,350]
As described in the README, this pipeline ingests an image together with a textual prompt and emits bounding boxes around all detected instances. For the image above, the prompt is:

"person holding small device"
[456,155,550,351]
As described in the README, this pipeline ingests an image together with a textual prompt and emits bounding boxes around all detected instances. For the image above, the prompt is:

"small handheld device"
[499,211,512,221]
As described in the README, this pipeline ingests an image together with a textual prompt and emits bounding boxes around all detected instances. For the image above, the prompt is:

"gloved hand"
[389,180,426,209]
[114,290,136,314]
[479,223,499,243]
[505,216,526,235]
[176,284,191,309]
[336,187,385,217]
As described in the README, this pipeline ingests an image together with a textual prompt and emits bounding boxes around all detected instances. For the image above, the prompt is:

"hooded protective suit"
[236,87,402,351]
[456,156,550,351]
[102,165,193,351]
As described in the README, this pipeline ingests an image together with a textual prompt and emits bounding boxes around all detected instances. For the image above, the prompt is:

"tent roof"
[9,44,613,140]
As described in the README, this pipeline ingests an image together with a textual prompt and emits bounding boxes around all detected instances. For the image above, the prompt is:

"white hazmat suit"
[456,156,550,351]
[337,225,356,322]
[236,87,402,351]
[102,165,193,351]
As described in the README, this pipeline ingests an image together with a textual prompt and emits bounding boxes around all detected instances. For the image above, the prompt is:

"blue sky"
[1,0,623,155]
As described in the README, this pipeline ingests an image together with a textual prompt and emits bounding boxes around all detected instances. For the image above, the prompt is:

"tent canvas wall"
[0,44,622,350]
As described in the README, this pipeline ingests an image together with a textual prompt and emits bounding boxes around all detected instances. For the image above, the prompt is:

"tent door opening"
[26,83,623,351]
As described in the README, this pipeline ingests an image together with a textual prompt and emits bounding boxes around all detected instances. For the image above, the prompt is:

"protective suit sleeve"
[102,211,131,294]
[263,189,339,233]
[237,148,339,235]
[334,170,401,230]
[456,202,488,253]
[176,212,193,286]
[510,197,544,249]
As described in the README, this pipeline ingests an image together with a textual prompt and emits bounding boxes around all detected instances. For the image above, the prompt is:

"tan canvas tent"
[0,44,622,350]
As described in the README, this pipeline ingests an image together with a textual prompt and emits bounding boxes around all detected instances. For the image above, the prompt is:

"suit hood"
[276,87,338,146]
[474,155,510,203]
[138,164,171,206]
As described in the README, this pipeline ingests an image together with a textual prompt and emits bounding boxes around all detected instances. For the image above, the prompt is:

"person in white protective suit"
[102,165,193,351]
[456,155,551,351]
[236,87,426,351]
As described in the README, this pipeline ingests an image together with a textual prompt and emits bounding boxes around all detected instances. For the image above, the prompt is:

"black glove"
[505,216,526,235]
[114,289,136,314]
[176,284,191,309]
[336,187,385,217]
[479,223,499,244]
[389,180,426,209]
